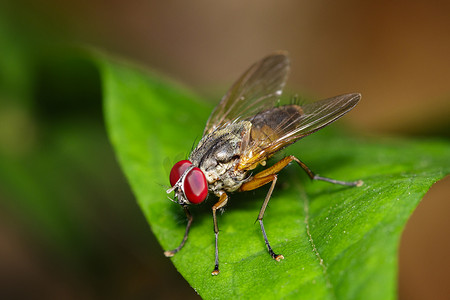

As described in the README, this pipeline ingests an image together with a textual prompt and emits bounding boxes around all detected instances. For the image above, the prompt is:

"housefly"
[165,51,363,275]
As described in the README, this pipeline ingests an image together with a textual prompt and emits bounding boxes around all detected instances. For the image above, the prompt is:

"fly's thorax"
[209,172,247,193]
[189,121,251,191]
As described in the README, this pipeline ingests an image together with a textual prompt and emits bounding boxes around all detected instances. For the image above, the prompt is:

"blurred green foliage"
[0,6,197,298]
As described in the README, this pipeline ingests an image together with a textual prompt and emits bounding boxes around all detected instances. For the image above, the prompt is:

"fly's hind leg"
[287,155,363,187]
[239,155,363,261]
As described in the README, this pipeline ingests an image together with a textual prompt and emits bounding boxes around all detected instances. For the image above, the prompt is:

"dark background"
[0,1,449,299]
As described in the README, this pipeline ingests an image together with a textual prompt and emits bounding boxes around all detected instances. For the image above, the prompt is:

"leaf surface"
[100,56,450,299]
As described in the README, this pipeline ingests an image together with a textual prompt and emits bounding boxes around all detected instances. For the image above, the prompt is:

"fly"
[165,51,363,275]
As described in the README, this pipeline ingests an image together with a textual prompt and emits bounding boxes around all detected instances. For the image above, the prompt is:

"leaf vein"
[303,190,336,300]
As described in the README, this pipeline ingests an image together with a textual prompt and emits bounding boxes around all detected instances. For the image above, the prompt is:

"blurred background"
[0,0,449,299]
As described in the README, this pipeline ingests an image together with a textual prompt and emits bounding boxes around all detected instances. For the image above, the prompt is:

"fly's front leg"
[164,205,193,257]
[211,191,228,275]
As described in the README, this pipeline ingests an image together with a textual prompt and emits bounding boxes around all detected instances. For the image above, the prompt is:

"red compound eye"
[169,160,192,186]
[183,167,208,204]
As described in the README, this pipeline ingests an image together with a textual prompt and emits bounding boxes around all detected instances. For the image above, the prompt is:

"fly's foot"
[269,249,284,261]
[211,265,220,276]
[274,254,284,261]
[164,250,177,257]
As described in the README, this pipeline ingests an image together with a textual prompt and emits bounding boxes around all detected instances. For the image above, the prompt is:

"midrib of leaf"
[302,186,336,300]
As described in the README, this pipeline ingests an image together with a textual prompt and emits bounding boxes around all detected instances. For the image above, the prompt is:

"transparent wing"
[203,52,290,136]
[278,93,361,141]
[238,93,361,170]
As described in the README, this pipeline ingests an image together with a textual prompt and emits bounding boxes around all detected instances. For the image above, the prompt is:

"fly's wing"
[203,52,290,136]
[238,93,361,171]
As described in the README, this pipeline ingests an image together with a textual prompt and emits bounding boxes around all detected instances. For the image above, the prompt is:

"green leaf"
[100,55,450,299]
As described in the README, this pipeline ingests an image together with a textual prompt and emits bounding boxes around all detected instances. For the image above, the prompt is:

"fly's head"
[167,160,208,205]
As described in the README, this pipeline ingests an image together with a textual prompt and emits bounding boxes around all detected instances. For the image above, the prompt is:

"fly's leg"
[239,156,296,260]
[288,155,363,187]
[240,173,284,261]
[257,155,363,187]
[211,192,228,275]
[239,155,363,261]
[164,205,193,257]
